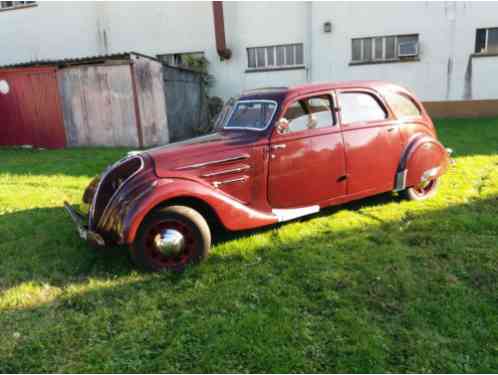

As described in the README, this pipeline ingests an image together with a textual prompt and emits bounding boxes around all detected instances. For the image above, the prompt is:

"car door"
[337,89,403,196]
[268,93,347,208]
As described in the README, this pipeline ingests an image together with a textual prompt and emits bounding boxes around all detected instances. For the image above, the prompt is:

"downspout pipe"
[305,2,312,82]
[212,1,232,60]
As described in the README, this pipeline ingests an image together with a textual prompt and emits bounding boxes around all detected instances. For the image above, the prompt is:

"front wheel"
[131,205,211,272]
[400,177,440,201]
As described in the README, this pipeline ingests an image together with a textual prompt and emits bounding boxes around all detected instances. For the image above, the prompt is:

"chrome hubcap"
[153,229,185,257]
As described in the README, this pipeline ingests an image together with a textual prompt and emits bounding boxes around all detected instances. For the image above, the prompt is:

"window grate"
[0,1,35,9]
[247,43,304,70]
[351,34,419,63]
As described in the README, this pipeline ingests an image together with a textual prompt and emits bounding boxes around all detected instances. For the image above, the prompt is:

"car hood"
[145,131,266,177]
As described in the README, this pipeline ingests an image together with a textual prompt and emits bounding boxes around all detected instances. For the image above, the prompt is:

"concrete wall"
[1,1,498,104]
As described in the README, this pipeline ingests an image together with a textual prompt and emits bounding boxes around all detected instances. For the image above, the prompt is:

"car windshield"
[216,99,277,131]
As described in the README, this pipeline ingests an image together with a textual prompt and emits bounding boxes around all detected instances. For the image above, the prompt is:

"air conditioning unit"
[398,41,418,57]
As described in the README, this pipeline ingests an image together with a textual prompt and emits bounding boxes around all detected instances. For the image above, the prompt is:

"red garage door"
[0,67,65,149]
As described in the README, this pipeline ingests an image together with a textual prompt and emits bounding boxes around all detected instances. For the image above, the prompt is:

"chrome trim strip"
[213,176,248,188]
[223,99,279,132]
[89,155,144,229]
[393,169,408,192]
[272,205,320,222]
[201,165,251,178]
[175,154,250,171]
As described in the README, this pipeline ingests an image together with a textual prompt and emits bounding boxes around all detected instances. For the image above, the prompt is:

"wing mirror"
[276,118,290,135]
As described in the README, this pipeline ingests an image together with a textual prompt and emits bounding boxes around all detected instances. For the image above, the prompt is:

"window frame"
[223,99,279,132]
[350,34,420,65]
[0,1,36,11]
[246,43,305,73]
[382,91,422,121]
[474,27,498,55]
[277,92,337,137]
[336,89,390,126]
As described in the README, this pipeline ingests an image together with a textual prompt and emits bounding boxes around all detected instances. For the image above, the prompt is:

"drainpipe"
[212,1,232,60]
[305,2,313,82]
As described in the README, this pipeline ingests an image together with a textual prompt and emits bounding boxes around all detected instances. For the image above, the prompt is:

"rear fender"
[122,178,278,244]
[394,135,449,191]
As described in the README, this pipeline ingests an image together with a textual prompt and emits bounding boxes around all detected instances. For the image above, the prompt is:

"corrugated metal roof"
[0,52,135,69]
[0,51,203,74]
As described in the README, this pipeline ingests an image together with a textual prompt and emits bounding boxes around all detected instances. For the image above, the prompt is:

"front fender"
[104,177,278,245]
[395,135,450,190]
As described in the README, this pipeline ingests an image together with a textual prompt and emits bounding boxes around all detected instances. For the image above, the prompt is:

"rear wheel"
[400,177,440,201]
[131,205,211,272]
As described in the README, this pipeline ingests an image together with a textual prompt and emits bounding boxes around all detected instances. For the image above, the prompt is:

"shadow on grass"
[213,192,400,246]
[0,192,403,294]
[0,195,497,372]
[1,193,496,301]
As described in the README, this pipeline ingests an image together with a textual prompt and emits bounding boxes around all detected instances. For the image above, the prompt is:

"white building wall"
[1,1,498,102]
[311,1,498,101]
[0,3,101,62]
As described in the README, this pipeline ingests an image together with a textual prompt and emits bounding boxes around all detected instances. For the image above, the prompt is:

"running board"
[272,205,320,222]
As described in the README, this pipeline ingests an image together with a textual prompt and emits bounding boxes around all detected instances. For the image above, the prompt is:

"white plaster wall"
[472,56,498,100]
[1,1,498,101]
[0,2,100,64]
[311,1,498,101]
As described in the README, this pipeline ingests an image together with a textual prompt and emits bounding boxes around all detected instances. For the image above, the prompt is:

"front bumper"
[64,201,106,247]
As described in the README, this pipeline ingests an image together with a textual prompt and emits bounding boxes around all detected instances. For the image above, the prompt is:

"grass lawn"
[0,118,497,373]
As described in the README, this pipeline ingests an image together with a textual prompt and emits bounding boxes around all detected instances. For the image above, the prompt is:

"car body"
[65,81,452,271]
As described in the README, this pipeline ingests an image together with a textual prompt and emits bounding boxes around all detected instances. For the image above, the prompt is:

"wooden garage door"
[58,64,140,147]
[0,67,66,149]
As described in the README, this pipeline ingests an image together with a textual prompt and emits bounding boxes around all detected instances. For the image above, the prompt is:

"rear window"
[384,91,422,119]
[338,92,387,124]
[224,100,277,130]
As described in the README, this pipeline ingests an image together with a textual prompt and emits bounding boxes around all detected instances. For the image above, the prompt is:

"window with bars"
[475,28,498,54]
[0,1,36,10]
[247,43,304,71]
[351,34,419,64]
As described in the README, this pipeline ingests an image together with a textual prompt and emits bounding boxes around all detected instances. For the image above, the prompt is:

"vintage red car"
[65,81,452,272]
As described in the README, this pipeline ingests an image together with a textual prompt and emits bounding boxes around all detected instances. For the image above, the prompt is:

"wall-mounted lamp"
[323,21,332,33]
[0,80,10,95]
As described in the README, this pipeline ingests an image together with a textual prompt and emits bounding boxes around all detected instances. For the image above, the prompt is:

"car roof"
[239,81,413,102]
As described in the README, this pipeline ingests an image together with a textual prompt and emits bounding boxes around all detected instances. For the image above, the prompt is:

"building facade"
[1,1,498,107]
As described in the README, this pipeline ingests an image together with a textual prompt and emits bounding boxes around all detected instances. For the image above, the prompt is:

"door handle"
[271,144,287,150]
[387,127,396,132]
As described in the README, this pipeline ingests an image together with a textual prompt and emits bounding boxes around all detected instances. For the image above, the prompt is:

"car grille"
[89,156,143,229]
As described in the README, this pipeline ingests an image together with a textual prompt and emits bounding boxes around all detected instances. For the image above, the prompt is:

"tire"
[130,205,211,272]
[400,177,440,201]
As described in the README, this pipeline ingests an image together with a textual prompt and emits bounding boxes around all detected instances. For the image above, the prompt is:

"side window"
[283,95,334,133]
[338,92,387,124]
[384,91,421,119]
[285,101,309,133]
[307,96,334,129]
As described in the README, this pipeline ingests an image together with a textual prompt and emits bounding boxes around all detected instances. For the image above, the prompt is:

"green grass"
[1,118,497,373]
